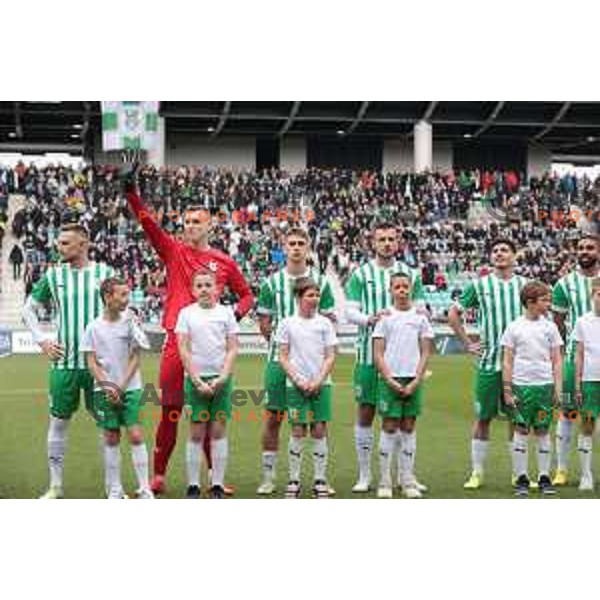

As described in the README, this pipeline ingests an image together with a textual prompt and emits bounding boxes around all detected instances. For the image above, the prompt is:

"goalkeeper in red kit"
[124,176,254,495]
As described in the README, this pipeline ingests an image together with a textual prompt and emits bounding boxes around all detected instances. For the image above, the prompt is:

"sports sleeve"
[345,270,370,326]
[420,316,435,339]
[552,280,569,314]
[371,318,386,339]
[226,308,241,335]
[411,271,426,303]
[344,269,363,304]
[128,313,151,350]
[324,319,338,348]
[274,319,289,346]
[550,323,564,348]
[22,293,51,344]
[500,324,515,348]
[319,276,336,314]
[30,271,52,304]
[174,308,189,335]
[80,324,95,353]
[458,281,479,310]
[126,190,174,260]
[256,279,274,316]
[226,258,255,319]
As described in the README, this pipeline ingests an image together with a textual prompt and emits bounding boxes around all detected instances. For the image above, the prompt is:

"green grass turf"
[0,354,597,499]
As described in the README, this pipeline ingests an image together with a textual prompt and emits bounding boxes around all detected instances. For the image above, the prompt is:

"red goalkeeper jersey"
[126,191,254,331]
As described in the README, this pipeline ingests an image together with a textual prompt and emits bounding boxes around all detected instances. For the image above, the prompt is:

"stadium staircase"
[0,194,26,329]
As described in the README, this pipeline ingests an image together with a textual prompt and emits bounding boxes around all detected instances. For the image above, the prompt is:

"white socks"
[48,416,69,491]
[186,440,202,487]
[312,438,328,482]
[399,430,417,487]
[130,443,150,491]
[379,431,396,488]
[355,424,374,484]
[556,419,573,471]
[471,439,489,476]
[211,438,228,488]
[512,432,529,477]
[261,451,277,484]
[578,434,593,480]
[103,443,122,497]
[288,437,304,482]
[537,433,551,477]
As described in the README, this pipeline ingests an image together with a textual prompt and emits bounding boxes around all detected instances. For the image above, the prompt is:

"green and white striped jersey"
[345,259,424,365]
[256,267,335,362]
[552,269,597,360]
[30,261,115,370]
[459,272,528,372]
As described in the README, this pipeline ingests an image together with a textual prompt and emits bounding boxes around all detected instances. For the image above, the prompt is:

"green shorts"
[264,361,287,412]
[184,375,233,422]
[287,385,332,424]
[49,368,94,419]
[377,377,423,419]
[581,382,600,421]
[510,384,555,430]
[353,363,379,406]
[93,389,143,430]
[474,369,508,421]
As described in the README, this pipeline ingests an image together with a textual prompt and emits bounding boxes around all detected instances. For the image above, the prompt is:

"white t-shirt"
[372,307,435,377]
[500,315,563,385]
[275,313,337,385]
[573,312,600,381]
[174,303,239,376]
[81,311,149,391]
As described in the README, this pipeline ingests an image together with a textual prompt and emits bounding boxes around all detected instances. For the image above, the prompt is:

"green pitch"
[0,354,597,499]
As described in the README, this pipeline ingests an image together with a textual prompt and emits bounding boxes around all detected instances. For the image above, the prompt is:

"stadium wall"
[527,144,552,178]
[383,139,453,172]
[165,133,256,168]
[433,141,453,172]
[383,139,412,171]
[280,137,306,173]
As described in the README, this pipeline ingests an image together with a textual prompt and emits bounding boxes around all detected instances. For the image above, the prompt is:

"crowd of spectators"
[1,162,599,324]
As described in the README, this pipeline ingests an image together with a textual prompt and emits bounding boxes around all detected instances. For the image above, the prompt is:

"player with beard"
[345,222,427,493]
[551,234,600,485]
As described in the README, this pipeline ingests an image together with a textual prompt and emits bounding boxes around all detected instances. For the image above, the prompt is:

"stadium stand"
[0,163,598,326]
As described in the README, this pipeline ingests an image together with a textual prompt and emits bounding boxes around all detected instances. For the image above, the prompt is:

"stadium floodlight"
[336,129,345,136]
[72,124,83,130]
[463,133,473,139]
[587,136,596,142]
[70,134,80,139]
[207,126,215,132]
[8,132,16,138]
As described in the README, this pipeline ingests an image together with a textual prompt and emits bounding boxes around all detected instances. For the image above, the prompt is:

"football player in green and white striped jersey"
[551,233,600,486]
[255,227,336,495]
[344,222,425,493]
[23,223,115,499]
[448,239,528,490]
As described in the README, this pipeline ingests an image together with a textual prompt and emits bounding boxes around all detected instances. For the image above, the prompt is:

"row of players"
[21,181,600,498]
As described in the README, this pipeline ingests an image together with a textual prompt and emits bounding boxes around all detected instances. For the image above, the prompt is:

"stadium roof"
[2,101,600,156]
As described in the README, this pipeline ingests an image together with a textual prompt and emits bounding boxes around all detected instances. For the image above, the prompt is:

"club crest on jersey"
[208,261,218,273]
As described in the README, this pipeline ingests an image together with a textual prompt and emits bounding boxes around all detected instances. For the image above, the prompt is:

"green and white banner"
[101,101,159,151]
